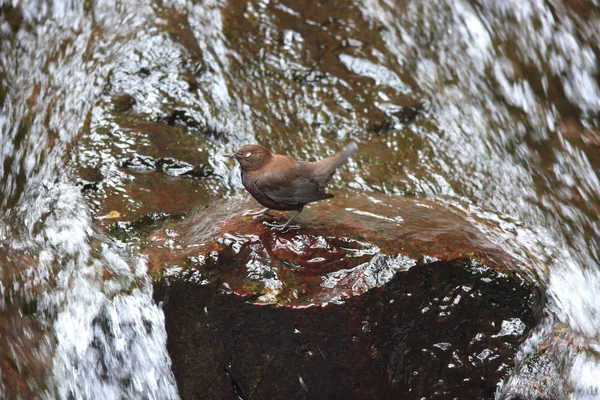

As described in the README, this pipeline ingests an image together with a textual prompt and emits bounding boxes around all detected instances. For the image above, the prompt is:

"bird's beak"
[223,154,237,159]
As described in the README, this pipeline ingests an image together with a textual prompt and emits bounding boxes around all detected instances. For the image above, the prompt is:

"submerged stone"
[111,94,136,113]
[75,109,225,231]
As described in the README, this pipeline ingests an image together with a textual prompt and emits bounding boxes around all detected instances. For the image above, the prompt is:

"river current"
[1,0,599,398]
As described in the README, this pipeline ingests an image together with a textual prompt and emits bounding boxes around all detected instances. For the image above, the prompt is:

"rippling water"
[0,2,179,398]
[1,0,599,398]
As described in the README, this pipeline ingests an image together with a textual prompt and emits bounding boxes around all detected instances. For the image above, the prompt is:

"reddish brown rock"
[145,192,513,307]
[148,192,542,399]
[0,306,52,399]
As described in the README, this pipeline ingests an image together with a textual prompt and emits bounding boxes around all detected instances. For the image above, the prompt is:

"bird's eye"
[245,152,252,158]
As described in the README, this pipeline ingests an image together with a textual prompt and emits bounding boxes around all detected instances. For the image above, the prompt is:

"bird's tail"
[315,142,358,179]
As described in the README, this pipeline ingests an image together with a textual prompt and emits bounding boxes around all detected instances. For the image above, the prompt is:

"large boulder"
[147,193,542,399]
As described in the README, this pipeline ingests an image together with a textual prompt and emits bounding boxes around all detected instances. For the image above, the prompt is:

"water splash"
[1,1,179,398]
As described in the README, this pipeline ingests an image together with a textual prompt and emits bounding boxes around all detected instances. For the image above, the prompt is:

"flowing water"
[1,0,599,398]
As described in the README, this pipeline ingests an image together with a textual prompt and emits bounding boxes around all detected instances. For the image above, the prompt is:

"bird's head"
[225,144,272,172]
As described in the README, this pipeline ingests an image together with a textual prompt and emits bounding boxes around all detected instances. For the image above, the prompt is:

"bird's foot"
[243,207,270,219]
[263,220,301,232]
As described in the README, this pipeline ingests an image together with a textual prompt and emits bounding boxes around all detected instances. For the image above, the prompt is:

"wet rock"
[148,193,542,398]
[165,109,203,131]
[368,118,396,135]
[0,312,47,399]
[127,121,213,167]
[74,109,226,230]
[120,154,214,179]
[0,250,53,399]
[111,94,136,113]
[91,170,223,235]
[145,193,518,304]
[156,7,205,66]
[120,154,157,171]
[0,4,23,33]
[219,0,425,153]
[138,67,151,78]
[106,212,176,244]
[156,258,539,399]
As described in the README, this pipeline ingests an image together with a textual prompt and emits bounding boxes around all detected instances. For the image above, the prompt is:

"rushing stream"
[1,0,599,398]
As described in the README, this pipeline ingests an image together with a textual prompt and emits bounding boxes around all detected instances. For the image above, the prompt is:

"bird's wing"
[252,160,333,206]
[258,176,333,205]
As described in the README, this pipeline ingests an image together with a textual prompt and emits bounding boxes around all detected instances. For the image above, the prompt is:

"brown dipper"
[226,142,358,231]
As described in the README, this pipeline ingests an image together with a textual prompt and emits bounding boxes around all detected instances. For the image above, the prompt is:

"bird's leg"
[280,209,301,231]
[265,209,302,232]
[243,207,270,218]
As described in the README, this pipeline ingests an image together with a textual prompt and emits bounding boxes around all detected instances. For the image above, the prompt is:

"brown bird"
[226,142,358,231]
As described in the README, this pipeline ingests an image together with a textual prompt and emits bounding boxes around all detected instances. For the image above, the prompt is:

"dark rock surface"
[155,257,540,399]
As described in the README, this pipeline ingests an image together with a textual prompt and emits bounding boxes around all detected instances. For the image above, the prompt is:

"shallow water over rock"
[144,193,515,306]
